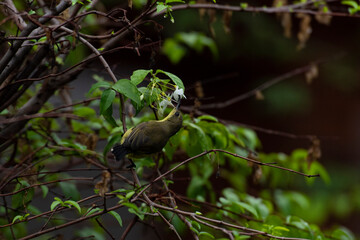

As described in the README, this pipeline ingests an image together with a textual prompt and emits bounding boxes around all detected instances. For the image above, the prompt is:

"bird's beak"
[176,98,181,109]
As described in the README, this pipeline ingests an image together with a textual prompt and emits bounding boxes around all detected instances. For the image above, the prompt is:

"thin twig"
[133,149,319,202]
[95,218,115,240]
[120,216,138,240]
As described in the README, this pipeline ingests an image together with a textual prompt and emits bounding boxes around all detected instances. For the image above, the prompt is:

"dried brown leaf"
[307,137,321,166]
[255,90,264,100]
[195,81,204,99]
[315,11,332,25]
[95,170,111,197]
[281,13,292,38]
[222,10,233,34]
[296,13,312,50]
[305,64,319,84]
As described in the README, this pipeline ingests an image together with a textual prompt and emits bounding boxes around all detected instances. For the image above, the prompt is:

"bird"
[111,102,182,168]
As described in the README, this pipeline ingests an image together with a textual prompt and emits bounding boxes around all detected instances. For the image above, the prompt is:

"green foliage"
[108,211,123,227]
[50,197,81,213]
[156,0,185,23]
[341,0,360,14]
[163,32,218,64]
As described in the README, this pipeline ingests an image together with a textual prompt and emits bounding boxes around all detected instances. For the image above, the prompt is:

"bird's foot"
[126,159,136,169]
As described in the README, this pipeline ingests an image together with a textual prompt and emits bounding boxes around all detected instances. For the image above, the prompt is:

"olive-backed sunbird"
[111,104,182,168]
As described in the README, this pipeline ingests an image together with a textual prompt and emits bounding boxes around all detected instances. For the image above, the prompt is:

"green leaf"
[125,191,135,200]
[162,39,187,64]
[236,202,258,218]
[199,231,215,239]
[197,115,218,122]
[108,211,123,227]
[131,69,152,85]
[40,185,49,198]
[12,181,34,209]
[112,79,141,105]
[64,200,81,213]
[156,2,168,13]
[59,181,81,201]
[187,122,211,152]
[88,81,112,95]
[341,0,359,10]
[240,2,248,9]
[191,220,201,230]
[100,88,116,115]
[85,207,103,217]
[331,227,355,240]
[74,106,96,118]
[166,0,185,3]
[156,70,185,90]
[102,104,118,127]
[50,200,61,211]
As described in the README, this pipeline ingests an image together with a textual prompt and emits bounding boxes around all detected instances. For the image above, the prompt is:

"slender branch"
[0,112,81,124]
[120,216,138,240]
[193,216,235,240]
[0,177,93,197]
[0,194,101,229]
[17,203,124,240]
[133,149,319,202]
[151,1,359,18]
[95,218,115,240]
[199,56,342,109]
[3,0,27,30]
[0,0,72,83]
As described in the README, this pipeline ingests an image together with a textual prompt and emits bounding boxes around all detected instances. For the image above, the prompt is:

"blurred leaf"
[162,39,187,64]
[74,106,96,118]
[331,227,355,240]
[12,181,33,209]
[85,207,103,217]
[197,115,219,122]
[199,231,215,239]
[104,134,123,157]
[87,81,112,96]
[40,185,48,198]
[59,181,81,201]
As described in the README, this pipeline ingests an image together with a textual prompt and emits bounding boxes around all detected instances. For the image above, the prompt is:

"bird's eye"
[175,112,180,116]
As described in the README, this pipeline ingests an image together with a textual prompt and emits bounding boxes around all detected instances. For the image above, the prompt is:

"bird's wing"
[123,122,151,151]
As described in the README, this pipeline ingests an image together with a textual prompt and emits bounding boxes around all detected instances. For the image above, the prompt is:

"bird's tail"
[111,144,128,161]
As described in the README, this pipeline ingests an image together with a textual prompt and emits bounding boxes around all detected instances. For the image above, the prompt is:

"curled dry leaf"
[75,133,98,150]
[281,13,292,38]
[296,13,312,50]
[305,64,319,84]
[307,137,321,167]
[197,0,207,18]
[95,170,111,197]
[255,90,265,100]
[208,9,217,37]
[195,81,204,99]
[273,0,292,38]
[315,10,332,25]
[222,9,233,34]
